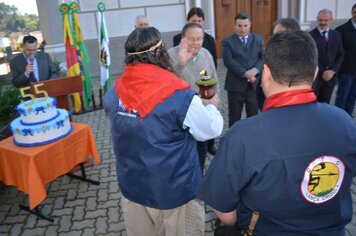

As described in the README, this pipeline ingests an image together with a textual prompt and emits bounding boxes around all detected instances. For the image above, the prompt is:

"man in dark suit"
[310,9,344,103]
[10,35,56,88]
[222,12,263,127]
[335,3,356,116]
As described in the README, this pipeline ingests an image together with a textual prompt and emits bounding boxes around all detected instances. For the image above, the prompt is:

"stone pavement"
[0,60,355,236]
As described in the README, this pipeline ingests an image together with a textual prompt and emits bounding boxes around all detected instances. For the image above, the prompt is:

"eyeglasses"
[187,37,204,43]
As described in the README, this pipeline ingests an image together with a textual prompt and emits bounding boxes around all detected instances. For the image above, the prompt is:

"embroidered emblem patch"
[117,99,137,118]
[301,156,345,204]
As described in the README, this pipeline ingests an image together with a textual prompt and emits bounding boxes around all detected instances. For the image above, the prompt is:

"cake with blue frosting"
[10,97,72,146]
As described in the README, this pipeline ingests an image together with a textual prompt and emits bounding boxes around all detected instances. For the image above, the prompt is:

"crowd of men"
[10,4,356,236]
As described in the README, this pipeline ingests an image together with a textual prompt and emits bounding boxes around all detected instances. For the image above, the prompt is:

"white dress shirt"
[183,95,224,141]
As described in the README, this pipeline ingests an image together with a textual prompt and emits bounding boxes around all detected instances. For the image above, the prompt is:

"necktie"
[241,37,246,45]
[322,31,328,46]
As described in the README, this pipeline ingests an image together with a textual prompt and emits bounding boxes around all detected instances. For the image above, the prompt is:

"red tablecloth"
[0,122,101,209]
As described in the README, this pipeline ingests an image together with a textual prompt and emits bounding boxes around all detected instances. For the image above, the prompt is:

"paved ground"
[0,60,355,235]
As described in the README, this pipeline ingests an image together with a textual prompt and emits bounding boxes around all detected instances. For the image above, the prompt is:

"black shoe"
[208,146,216,155]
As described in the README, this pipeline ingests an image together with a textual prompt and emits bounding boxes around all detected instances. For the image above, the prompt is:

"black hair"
[273,18,300,32]
[264,31,318,87]
[234,11,251,22]
[352,3,356,11]
[125,27,173,72]
[187,7,205,21]
[23,35,37,45]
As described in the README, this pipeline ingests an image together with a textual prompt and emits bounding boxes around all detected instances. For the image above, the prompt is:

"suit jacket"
[336,19,356,76]
[222,33,264,92]
[10,51,56,88]
[173,32,217,68]
[310,27,344,86]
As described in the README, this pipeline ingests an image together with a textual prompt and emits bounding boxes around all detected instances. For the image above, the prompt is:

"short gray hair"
[317,9,333,18]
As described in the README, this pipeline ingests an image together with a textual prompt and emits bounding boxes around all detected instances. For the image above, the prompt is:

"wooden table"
[0,123,101,212]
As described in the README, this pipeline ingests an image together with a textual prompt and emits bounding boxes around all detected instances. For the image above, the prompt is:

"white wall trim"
[208,0,215,38]
[185,1,191,14]
[299,0,306,24]
[45,43,65,54]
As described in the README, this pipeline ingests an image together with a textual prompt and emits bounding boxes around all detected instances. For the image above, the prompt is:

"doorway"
[214,0,277,57]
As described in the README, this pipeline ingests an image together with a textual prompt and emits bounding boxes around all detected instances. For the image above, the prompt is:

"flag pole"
[99,0,104,108]
[97,0,113,107]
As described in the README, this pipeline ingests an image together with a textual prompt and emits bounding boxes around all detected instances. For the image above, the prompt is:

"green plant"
[52,57,66,77]
[0,84,21,122]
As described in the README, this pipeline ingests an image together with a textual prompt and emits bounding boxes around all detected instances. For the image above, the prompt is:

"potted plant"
[52,57,67,77]
[0,84,21,140]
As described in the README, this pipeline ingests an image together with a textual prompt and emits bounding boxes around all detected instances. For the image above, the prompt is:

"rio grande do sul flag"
[70,1,93,110]
[60,2,82,112]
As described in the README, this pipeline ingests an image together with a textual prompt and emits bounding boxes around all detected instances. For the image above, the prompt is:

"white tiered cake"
[10,97,72,146]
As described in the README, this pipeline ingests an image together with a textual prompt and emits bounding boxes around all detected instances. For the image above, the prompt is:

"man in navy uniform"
[198,31,356,235]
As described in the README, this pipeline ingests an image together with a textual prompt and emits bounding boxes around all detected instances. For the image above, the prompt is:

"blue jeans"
[335,73,356,116]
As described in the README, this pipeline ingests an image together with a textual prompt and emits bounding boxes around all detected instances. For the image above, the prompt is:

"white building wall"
[278,0,354,30]
[305,0,336,21]
[78,0,119,11]
[147,5,186,33]
[77,0,186,40]
[336,0,354,18]
[48,0,188,76]
[42,0,353,77]
[120,0,180,8]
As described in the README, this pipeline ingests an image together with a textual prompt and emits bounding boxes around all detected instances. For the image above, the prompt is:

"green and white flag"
[97,1,112,94]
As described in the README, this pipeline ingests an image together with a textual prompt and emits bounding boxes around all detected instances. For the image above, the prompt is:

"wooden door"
[214,0,277,57]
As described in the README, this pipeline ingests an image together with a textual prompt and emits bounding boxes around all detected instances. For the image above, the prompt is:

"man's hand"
[213,209,237,226]
[178,38,194,66]
[322,70,335,81]
[246,76,257,83]
[25,63,33,76]
[244,68,259,83]
[201,93,219,108]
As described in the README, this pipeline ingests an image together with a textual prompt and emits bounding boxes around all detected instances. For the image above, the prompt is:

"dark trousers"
[335,73,356,116]
[208,138,215,150]
[227,87,258,127]
[312,77,336,103]
[256,84,265,111]
[197,141,208,172]
[255,76,265,111]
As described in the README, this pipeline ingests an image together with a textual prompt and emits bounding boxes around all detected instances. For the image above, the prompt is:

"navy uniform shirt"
[198,102,356,235]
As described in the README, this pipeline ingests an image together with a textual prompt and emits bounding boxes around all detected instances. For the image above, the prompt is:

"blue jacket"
[199,102,356,235]
[104,87,202,209]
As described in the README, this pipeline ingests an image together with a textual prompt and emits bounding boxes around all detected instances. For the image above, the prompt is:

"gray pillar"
[36,0,65,60]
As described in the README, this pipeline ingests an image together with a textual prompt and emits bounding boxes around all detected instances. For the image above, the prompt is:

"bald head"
[135,15,149,29]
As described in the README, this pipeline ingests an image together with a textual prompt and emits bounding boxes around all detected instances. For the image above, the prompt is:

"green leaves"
[0,84,21,122]
[0,2,39,36]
